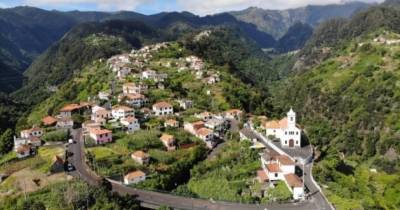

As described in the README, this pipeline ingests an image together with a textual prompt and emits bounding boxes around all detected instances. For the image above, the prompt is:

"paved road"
[67,129,333,210]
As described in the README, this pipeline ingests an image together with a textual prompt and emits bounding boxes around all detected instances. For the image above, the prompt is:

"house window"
[285,131,287,135]
[296,131,299,135]
[285,141,287,144]
[275,173,278,177]
[290,117,293,121]
[296,141,298,144]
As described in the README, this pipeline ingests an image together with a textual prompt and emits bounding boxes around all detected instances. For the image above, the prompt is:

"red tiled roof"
[125,170,146,180]
[257,170,269,182]
[16,145,30,153]
[266,163,281,173]
[196,128,213,137]
[153,101,172,109]
[131,150,149,159]
[160,134,174,143]
[89,128,112,135]
[284,174,303,188]
[42,116,57,125]
[60,104,81,112]
[275,155,295,165]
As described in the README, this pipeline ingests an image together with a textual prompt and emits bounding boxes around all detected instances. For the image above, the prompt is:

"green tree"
[0,129,14,155]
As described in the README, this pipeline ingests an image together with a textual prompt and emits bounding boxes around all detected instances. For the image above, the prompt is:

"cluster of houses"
[251,109,305,200]
[13,127,43,158]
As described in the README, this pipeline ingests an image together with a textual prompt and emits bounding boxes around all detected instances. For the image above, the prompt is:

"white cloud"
[176,0,384,16]
[24,0,153,11]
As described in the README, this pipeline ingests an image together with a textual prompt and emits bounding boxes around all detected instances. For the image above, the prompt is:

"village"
[8,41,310,202]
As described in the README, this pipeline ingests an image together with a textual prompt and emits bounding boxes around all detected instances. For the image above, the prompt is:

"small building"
[42,116,57,127]
[16,145,31,159]
[120,117,140,133]
[91,107,112,125]
[124,170,146,185]
[82,121,101,134]
[59,104,82,118]
[196,111,213,121]
[178,99,193,110]
[20,127,43,139]
[98,91,111,101]
[184,121,204,135]
[205,118,225,132]
[195,128,215,149]
[123,83,148,94]
[160,134,176,151]
[284,174,304,200]
[122,93,148,107]
[257,170,269,183]
[141,70,157,80]
[131,150,150,165]
[164,119,179,128]
[88,128,112,144]
[56,117,74,130]
[112,105,134,120]
[225,109,243,120]
[152,102,173,116]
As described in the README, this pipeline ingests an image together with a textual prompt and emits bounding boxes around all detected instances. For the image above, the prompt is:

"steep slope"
[268,6,400,210]
[13,20,161,106]
[230,2,371,39]
[275,22,313,53]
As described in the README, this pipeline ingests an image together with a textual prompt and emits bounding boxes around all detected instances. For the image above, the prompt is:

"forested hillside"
[267,6,400,209]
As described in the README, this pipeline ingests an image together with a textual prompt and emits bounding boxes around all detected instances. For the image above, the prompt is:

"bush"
[41,130,69,142]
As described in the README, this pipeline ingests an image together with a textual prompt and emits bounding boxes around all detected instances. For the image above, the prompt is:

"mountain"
[12,19,162,106]
[230,2,372,39]
[0,7,276,93]
[275,22,313,53]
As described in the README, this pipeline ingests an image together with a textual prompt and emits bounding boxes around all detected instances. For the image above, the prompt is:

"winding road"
[67,129,334,210]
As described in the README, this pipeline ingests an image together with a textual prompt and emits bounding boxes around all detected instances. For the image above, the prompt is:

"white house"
[16,145,31,159]
[204,118,225,132]
[112,105,134,120]
[195,128,215,149]
[184,121,204,135]
[152,102,173,116]
[91,107,112,125]
[124,170,146,185]
[123,83,148,94]
[177,99,193,110]
[160,134,176,151]
[123,93,148,107]
[141,70,157,80]
[56,117,74,130]
[131,151,150,165]
[20,127,43,139]
[120,117,140,133]
[263,109,301,148]
[259,151,304,200]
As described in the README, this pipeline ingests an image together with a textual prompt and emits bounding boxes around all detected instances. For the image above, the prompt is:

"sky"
[0,0,384,15]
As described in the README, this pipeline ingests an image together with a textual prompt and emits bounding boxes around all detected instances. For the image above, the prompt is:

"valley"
[1,1,400,210]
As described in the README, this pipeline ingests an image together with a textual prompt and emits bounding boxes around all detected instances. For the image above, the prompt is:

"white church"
[263,109,301,148]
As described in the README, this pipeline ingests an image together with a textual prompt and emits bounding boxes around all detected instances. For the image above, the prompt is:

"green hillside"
[270,29,400,209]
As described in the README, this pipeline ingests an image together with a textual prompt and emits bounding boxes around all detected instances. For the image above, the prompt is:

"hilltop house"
[124,170,146,185]
[42,116,57,127]
[177,99,193,110]
[225,109,243,120]
[160,134,176,151]
[112,105,134,120]
[164,119,179,128]
[16,145,32,159]
[195,128,215,148]
[131,150,150,165]
[204,118,226,133]
[152,102,173,116]
[120,117,140,133]
[88,128,112,144]
[263,109,301,148]
[20,127,43,139]
[56,117,74,130]
[184,121,205,135]
[123,83,148,94]
[258,151,304,200]
[121,93,148,107]
[195,111,213,121]
[91,106,112,125]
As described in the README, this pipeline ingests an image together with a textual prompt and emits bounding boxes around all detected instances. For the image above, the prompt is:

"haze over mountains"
[0,1,374,93]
